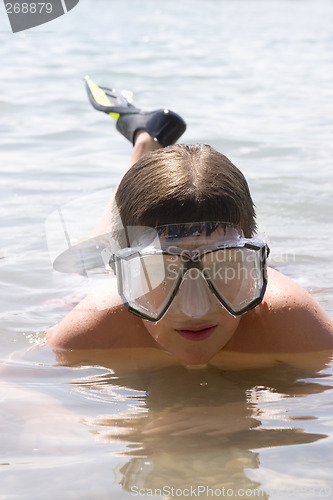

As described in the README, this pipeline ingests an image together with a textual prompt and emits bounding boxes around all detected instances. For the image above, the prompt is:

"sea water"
[1,0,333,498]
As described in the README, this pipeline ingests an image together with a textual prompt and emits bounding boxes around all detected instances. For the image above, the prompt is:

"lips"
[174,324,217,341]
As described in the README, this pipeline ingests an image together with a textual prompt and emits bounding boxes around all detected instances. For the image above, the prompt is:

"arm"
[46,281,153,350]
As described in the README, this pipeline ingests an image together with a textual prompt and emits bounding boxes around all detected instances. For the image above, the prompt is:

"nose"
[172,269,212,318]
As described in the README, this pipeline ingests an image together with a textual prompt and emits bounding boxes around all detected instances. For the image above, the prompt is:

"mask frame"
[111,236,270,322]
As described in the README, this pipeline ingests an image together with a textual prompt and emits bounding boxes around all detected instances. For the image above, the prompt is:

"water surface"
[1,1,333,498]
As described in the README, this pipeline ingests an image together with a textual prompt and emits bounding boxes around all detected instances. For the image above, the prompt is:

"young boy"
[46,80,333,368]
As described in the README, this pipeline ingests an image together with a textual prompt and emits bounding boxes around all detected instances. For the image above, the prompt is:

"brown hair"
[115,144,256,238]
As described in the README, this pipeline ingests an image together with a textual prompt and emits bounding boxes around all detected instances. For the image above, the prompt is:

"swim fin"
[84,76,186,146]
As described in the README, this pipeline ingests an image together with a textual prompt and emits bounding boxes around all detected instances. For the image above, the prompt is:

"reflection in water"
[71,361,332,498]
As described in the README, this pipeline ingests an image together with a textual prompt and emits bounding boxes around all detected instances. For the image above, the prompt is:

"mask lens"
[118,253,182,320]
[170,269,214,318]
[203,247,264,314]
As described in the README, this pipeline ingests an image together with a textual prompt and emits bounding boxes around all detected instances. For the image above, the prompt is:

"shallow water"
[1,0,333,498]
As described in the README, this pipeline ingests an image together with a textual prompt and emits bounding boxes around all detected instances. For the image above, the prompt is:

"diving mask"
[111,222,269,321]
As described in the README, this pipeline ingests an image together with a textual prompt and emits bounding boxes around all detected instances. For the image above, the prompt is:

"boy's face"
[116,222,265,366]
[140,225,243,366]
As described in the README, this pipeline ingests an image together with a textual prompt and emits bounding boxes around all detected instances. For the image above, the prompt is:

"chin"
[168,344,221,368]
[143,316,239,367]
[181,355,213,368]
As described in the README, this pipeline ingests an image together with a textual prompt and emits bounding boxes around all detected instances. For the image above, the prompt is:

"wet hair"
[114,144,257,238]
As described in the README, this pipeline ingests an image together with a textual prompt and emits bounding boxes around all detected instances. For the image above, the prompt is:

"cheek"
[143,320,165,342]
[220,314,241,341]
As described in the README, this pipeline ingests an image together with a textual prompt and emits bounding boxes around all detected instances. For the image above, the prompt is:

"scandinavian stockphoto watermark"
[3,0,80,32]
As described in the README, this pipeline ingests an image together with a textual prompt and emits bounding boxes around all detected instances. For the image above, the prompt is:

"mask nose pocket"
[173,269,212,318]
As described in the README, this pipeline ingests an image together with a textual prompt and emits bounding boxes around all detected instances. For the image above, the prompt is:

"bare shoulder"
[46,280,154,350]
[265,267,332,321]
[232,267,333,353]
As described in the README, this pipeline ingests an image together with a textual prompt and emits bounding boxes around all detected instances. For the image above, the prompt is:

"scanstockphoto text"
[130,485,265,497]
[129,484,332,497]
